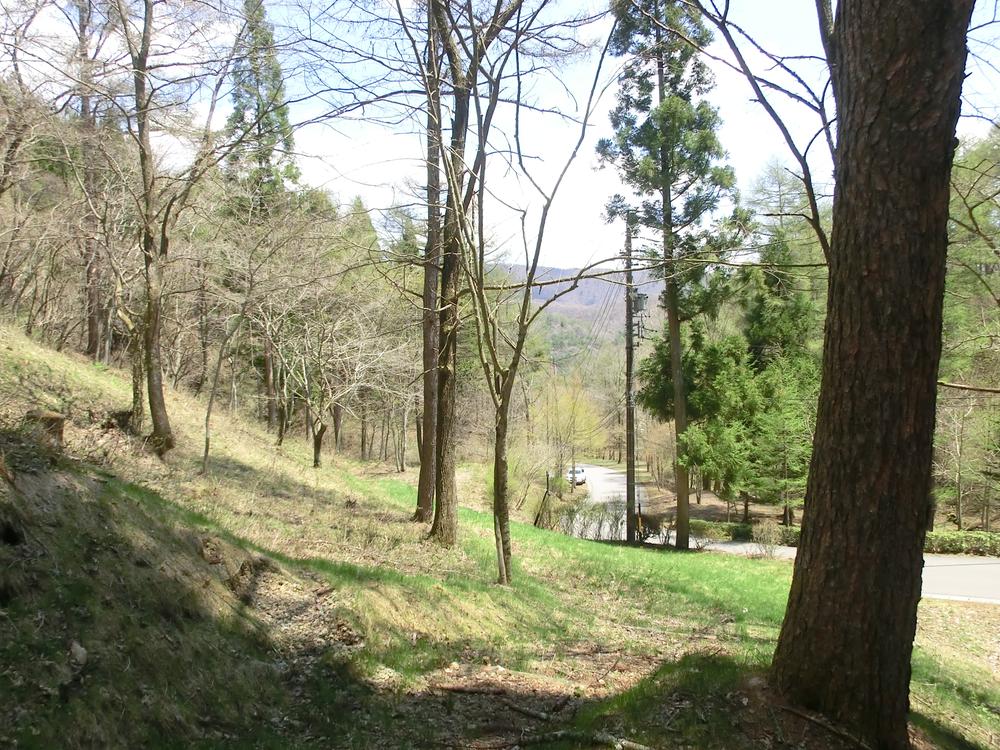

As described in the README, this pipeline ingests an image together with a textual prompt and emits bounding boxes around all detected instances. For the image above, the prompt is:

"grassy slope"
[0,325,998,749]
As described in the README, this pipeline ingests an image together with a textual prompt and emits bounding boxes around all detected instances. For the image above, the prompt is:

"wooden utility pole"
[624,221,637,542]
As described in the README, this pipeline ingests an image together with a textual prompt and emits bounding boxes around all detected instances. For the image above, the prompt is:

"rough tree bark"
[770,3,974,748]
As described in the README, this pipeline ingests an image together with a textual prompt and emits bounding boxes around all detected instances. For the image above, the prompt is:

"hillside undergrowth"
[1,326,998,750]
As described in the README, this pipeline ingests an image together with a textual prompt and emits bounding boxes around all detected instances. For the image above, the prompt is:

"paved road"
[577,464,1000,605]
[578,463,646,507]
[566,464,646,540]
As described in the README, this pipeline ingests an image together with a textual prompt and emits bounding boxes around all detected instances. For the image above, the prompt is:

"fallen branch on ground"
[435,684,505,695]
[778,704,872,749]
[501,698,551,722]
[464,730,655,749]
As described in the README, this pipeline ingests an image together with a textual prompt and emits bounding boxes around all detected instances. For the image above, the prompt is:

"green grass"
[2,325,999,749]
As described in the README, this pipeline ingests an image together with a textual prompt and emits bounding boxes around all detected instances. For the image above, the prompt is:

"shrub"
[776,526,801,547]
[689,520,999,557]
[689,520,752,541]
[752,520,782,559]
[924,530,1000,557]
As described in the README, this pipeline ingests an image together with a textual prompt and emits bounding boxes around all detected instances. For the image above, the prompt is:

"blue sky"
[287,1,998,268]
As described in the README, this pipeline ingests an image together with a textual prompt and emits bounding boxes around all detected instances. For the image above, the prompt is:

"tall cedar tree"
[224,0,295,429]
[741,231,814,370]
[224,0,297,214]
[598,0,733,548]
[770,2,974,747]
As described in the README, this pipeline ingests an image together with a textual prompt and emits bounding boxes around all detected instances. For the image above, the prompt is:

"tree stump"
[25,409,65,451]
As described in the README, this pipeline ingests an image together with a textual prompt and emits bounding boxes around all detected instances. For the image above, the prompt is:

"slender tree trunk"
[276,367,288,446]
[192,263,209,394]
[333,402,343,451]
[143,258,173,453]
[84,237,102,358]
[493,408,513,583]
[625,224,637,543]
[430,234,459,546]
[263,335,276,429]
[381,409,390,461]
[416,18,442,523]
[360,405,368,461]
[128,0,174,455]
[77,5,103,362]
[129,330,144,434]
[984,487,992,532]
[429,61,468,548]
[493,514,508,584]
[771,3,973,747]
[202,314,244,474]
[228,348,238,412]
[399,402,408,472]
[313,421,327,468]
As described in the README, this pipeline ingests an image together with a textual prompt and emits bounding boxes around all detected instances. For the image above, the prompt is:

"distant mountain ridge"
[504,264,664,322]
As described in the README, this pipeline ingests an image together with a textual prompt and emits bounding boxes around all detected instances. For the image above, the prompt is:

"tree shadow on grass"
[531,651,992,750]
[193,452,418,530]
[910,713,989,750]
[1,429,989,750]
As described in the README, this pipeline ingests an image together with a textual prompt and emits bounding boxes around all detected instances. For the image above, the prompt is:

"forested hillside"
[1,0,999,748]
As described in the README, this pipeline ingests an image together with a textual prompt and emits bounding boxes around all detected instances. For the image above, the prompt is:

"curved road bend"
[577,463,1000,606]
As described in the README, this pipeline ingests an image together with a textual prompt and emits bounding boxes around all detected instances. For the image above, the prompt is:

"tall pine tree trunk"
[656,28,690,550]
[663,277,689,548]
[771,3,973,747]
